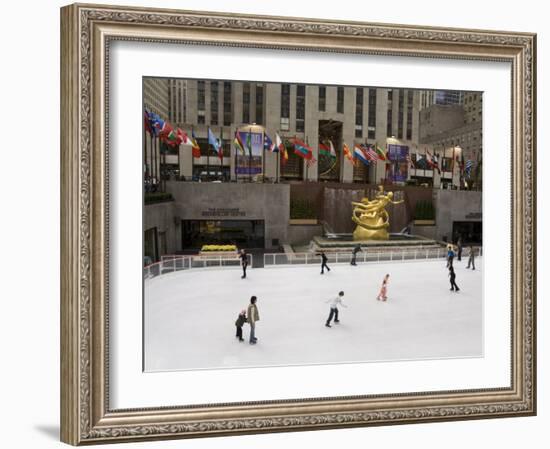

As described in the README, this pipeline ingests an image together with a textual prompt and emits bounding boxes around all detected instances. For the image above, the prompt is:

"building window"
[318,86,326,111]
[355,87,363,138]
[223,81,232,126]
[256,84,264,125]
[197,80,205,124]
[368,88,376,139]
[296,84,305,132]
[337,86,344,113]
[243,82,250,124]
[406,90,413,140]
[397,89,404,139]
[386,89,393,137]
[281,84,290,130]
[210,81,218,125]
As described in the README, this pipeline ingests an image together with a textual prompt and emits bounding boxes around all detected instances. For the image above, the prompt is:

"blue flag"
[264,133,275,152]
[148,112,164,137]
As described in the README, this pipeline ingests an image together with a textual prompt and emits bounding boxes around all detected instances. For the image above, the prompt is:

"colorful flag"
[208,128,223,160]
[274,133,284,153]
[292,138,314,160]
[159,121,179,146]
[328,140,337,159]
[426,150,440,173]
[148,112,165,137]
[281,144,289,165]
[190,129,202,158]
[362,144,378,162]
[374,143,388,161]
[233,131,246,155]
[354,144,370,167]
[144,110,153,134]
[319,141,336,159]
[306,156,317,168]
[264,133,276,152]
[465,159,474,178]
[343,143,355,166]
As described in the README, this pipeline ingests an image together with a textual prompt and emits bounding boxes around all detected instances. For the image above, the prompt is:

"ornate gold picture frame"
[60,3,536,445]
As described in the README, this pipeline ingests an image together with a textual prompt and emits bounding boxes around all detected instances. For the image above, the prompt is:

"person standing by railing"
[239,249,249,279]
[466,246,476,270]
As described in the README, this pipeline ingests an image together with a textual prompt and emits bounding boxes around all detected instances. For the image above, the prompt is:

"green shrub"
[414,200,435,220]
[290,199,317,219]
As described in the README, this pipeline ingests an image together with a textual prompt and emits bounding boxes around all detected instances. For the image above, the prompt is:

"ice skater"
[319,251,331,274]
[457,236,463,261]
[239,249,249,279]
[234,309,247,342]
[446,244,455,268]
[376,274,390,301]
[247,296,259,344]
[449,266,460,292]
[350,244,362,266]
[325,291,346,327]
[466,245,476,270]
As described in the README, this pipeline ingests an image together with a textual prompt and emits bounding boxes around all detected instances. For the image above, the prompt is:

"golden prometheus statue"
[351,186,404,241]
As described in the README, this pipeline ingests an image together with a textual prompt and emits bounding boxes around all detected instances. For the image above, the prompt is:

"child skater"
[377,274,390,301]
[449,266,460,292]
[234,309,247,342]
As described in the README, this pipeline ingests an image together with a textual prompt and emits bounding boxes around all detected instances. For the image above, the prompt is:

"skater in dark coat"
[457,237,463,261]
[235,309,247,342]
[320,251,331,274]
[350,244,362,266]
[466,246,476,270]
[449,266,460,292]
[239,249,249,279]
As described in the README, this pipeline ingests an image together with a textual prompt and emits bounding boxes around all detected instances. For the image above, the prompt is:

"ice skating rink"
[144,258,483,372]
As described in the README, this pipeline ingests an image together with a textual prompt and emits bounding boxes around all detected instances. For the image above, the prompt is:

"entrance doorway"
[452,221,482,244]
[181,220,265,250]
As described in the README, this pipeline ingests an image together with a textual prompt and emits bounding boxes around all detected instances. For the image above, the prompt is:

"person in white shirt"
[325,291,346,328]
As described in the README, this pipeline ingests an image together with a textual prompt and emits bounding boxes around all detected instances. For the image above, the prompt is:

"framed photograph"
[60,3,536,445]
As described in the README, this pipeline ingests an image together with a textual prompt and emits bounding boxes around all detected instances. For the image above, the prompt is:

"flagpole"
[423,146,426,182]
[277,149,280,183]
[248,126,252,183]
[262,128,266,183]
[207,127,210,182]
[234,129,238,183]
[154,136,158,190]
[220,127,223,181]
[305,136,309,182]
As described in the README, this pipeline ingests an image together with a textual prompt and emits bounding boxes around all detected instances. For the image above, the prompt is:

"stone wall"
[143,201,179,256]
[434,189,482,241]
[287,224,324,246]
[165,181,290,249]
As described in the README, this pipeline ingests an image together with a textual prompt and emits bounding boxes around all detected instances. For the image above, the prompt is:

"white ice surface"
[144,258,483,372]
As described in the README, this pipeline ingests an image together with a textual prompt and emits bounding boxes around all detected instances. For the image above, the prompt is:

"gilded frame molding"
[60,3,536,445]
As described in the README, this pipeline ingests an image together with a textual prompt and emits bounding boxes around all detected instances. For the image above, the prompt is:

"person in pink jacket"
[377,274,390,301]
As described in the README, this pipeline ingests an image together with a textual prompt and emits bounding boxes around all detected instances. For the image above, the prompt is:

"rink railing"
[263,247,482,267]
[144,254,252,281]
